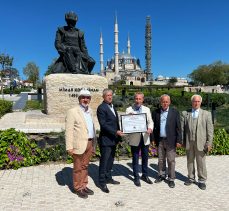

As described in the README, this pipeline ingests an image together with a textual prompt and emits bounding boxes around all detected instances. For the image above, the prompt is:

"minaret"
[114,15,119,76]
[145,16,153,81]
[127,33,131,55]
[99,32,104,76]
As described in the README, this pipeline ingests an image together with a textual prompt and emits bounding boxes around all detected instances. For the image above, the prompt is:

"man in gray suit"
[181,94,213,190]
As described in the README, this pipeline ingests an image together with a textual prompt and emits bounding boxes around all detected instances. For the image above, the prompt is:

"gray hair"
[134,92,144,98]
[191,94,202,103]
[160,94,170,101]
[102,88,113,97]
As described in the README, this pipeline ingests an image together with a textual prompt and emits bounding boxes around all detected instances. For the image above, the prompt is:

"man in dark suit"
[152,94,182,188]
[97,89,123,193]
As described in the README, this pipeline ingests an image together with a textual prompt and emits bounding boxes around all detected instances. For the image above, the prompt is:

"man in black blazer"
[152,94,182,188]
[97,89,123,193]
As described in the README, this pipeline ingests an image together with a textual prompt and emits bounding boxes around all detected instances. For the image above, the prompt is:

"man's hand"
[116,130,124,136]
[176,143,182,148]
[67,149,74,156]
[147,128,152,134]
[92,148,96,155]
[207,145,212,152]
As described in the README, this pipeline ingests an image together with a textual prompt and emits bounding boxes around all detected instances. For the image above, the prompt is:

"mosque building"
[99,16,188,86]
[99,16,148,86]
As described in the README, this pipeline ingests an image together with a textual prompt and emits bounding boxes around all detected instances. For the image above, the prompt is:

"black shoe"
[84,187,94,195]
[75,190,88,199]
[107,179,120,185]
[99,184,110,193]
[141,175,153,184]
[198,183,206,190]
[184,179,195,186]
[154,176,165,183]
[168,181,175,188]
[134,178,141,187]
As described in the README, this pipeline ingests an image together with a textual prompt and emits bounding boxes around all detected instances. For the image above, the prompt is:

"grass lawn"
[23,100,44,111]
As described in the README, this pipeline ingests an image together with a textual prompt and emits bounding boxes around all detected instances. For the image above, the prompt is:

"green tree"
[23,62,40,88]
[188,61,229,85]
[44,58,57,76]
[0,53,14,98]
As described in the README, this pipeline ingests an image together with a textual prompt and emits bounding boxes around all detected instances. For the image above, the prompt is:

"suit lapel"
[156,109,161,128]
[166,109,171,126]
[103,102,116,118]
[187,109,192,132]
[197,108,202,128]
[77,107,87,128]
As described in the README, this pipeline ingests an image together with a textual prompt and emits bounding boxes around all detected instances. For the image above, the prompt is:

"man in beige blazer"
[126,92,154,187]
[65,89,96,198]
[181,94,213,190]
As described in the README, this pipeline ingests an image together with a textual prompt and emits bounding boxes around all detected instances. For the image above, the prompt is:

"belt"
[160,137,167,140]
[88,138,93,141]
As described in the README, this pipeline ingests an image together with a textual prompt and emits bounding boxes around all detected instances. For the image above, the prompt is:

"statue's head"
[65,11,78,28]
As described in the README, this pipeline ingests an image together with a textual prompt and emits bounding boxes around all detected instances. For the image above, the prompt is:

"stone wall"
[44,74,108,115]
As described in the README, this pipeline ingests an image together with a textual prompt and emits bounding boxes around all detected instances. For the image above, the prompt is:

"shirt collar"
[134,104,142,111]
[192,108,199,113]
[161,107,169,112]
[80,104,89,112]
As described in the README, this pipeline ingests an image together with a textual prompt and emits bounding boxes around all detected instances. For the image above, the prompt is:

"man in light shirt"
[65,89,96,199]
[181,94,213,190]
[126,92,154,187]
[152,94,182,188]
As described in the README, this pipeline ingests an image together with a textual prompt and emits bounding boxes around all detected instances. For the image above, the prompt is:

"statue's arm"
[79,31,89,56]
[55,27,66,54]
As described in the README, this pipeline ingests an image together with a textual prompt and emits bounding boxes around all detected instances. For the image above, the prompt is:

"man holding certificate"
[125,92,154,187]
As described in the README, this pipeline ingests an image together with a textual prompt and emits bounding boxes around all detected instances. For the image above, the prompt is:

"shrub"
[176,147,186,156]
[210,128,229,155]
[0,99,12,117]
[149,144,158,157]
[113,100,124,108]
[3,87,31,94]
[210,93,227,106]
[0,128,44,169]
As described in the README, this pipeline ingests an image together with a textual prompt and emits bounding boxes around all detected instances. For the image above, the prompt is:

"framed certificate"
[120,113,147,134]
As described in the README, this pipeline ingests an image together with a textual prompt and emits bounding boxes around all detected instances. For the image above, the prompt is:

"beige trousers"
[186,140,207,183]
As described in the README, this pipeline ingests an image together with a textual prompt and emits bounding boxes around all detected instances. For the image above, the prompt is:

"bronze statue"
[52,11,95,74]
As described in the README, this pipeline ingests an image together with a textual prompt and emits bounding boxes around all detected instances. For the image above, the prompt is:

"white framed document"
[121,113,147,134]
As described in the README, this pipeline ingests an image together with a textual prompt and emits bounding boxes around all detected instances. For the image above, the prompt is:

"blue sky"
[1,0,229,80]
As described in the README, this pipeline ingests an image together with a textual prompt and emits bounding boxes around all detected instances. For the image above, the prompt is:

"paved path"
[0,156,228,211]
[0,94,28,111]
[12,93,28,111]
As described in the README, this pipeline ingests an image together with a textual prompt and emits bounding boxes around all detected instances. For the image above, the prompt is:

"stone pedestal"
[44,74,108,115]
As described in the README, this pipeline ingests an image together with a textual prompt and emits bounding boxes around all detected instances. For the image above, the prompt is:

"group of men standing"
[65,88,213,199]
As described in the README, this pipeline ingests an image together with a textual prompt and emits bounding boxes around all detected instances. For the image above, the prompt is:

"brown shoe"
[84,187,94,195]
[75,190,88,199]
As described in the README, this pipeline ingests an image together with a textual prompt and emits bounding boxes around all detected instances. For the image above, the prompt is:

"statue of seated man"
[52,11,95,74]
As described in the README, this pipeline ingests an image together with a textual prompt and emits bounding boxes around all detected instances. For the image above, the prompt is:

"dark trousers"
[131,138,149,179]
[99,145,116,185]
